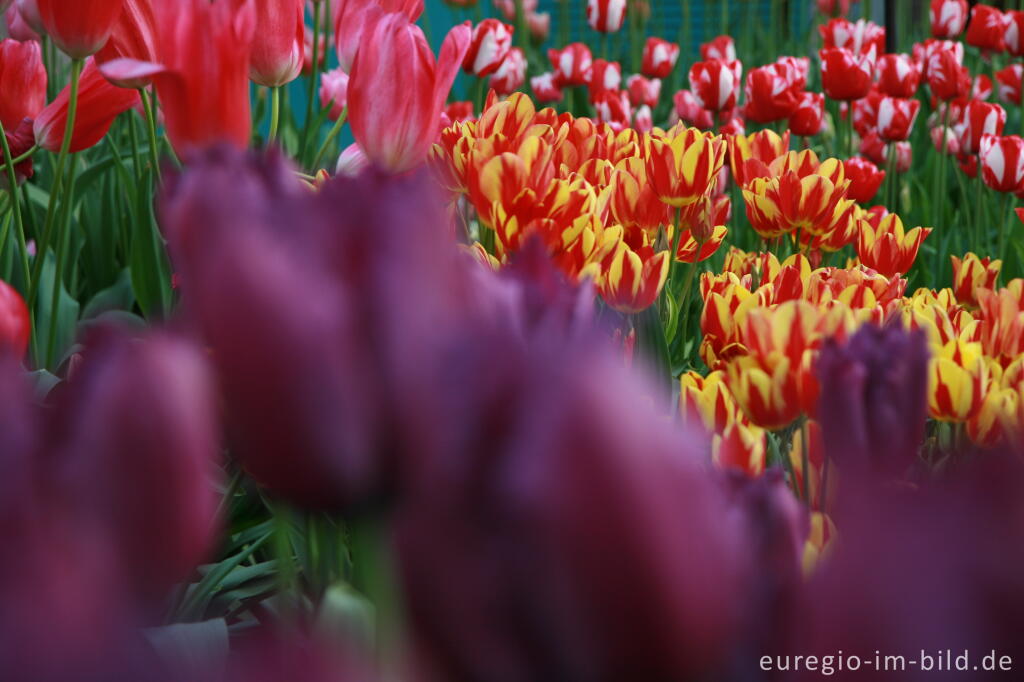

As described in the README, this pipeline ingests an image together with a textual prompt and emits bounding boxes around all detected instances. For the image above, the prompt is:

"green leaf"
[129,169,172,318]
[33,251,80,369]
[81,268,135,319]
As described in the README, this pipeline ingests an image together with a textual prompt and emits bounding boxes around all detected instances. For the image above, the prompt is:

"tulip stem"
[28,58,83,322]
[141,88,162,184]
[974,165,986,254]
[999,190,1013,265]
[301,2,324,164]
[6,145,38,167]
[268,87,281,144]
[45,154,79,369]
[312,107,348,171]
[0,118,32,307]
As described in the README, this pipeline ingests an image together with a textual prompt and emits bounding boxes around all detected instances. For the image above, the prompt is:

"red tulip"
[442,100,473,124]
[587,58,622,101]
[530,71,562,102]
[350,12,470,173]
[633,104,652,133]
[673,89,713,129]
[973,73,994,101]
[14,0,41,34]
[641,36,678,78]
[593,89,631,132]
[1,118,34,187]
[877,96,920,142]
[820,47,873,101]
[965,4,1008,52]
[931,122,960,155]
[94,0,158,89]
[548,42,591,86]
[819,17,885,58]
[34,59,139,153]
[843,156,885,203]
[927,47,970,101]
[36,0,123,59]
[743,61,804,123]
[0,38,46,131]
[462,18,512,77]
[100,0,255,158]
[876,53,921,98]
[980,133,1024,193]
[961,100,1006,154]
[0,278,28,358]
[688,59,741,112]
[700,34,736,62]
[1006,10,1024,57]
[249,0,304,87]
[489,45,525,95]
[851,88,883,136]
[319,67,349,121]
[788,91,825,137]
[626,73,660,108]
[997,64,1022,105]
[335,0,422,73]
[586,0,625,33]
[527,11,549,42]
[930,0,968,38]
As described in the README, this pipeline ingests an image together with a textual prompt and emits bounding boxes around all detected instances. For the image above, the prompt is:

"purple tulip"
[815,323,929,482]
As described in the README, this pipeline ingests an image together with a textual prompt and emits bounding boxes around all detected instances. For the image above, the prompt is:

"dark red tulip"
[788,91,824,137]
[820,47,873,101]
[36,0,123,59]
[965,4,1008,52]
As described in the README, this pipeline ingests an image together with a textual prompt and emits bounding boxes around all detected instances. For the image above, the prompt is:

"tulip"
[1,118,34,188]
[36,0,122,59]
[929,340,990,422]
[597,242,669,313]
[593,89,631,132]
[788,91,825,137]
[0,278,28,358]
[951,253,1001,306]
[926,47,970,101]
[349,13,470,173]
[960,100,1007,154]
[100,0,255,158]
[997,64,1022,105]
[632,104,652,133]
[816,324,929,481]
[931,123,960,155]
[688,59,741,113]
[980,133,1024,194]
[530,71,562,102]
[586,0,625,33]
[334,0,422,73]
[335,142,369,176]
[646,128,727,207]
[587,58,622,101]
[877,96,920,141]
[820,47,873,101]
[34,59,139,153]
[728,128,789,187]
[492,0,534,21]
[0,39,45,134]
[489,46,525,95]
[625,74,660,108]
[700,34,736,62]
[4,5,38,41]
[819,17,885,58]
[548,42,592,86]
[856,212,931,277]
[641,36,679,78]
[843,156,885,203]
[965,4,1008,52]
[14,0,41,34]
[930,0,968,38]
[462,18,512,77]
[46,329,220,606]
[876,53,921,98]
[93,0,158,89]
[527,10,549,41]
[249,0,305,87]
[319,67,349,121]
[744,61,804,123]
[673,89,713,129]
[1007,10,1024,56]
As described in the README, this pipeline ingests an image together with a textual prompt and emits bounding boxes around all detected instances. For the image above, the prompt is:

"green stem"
[300,2,323,162]
[7,145,37,167]
[975,164,986,254]
[28,58,83,312]
[268,86,281,144]
[999,190,1013,265]
[312,107,347,171]
[45,154,79,368]
[0,119,32,303]
[141,88,162,183]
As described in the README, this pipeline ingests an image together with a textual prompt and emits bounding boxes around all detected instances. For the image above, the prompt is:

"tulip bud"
[250,0,305,87]
[0,38,46,131]
[642,36,679,78]
[462,18,513,77]
[36,0,122,59]
[335,142,369,177]
[319,67,349,121]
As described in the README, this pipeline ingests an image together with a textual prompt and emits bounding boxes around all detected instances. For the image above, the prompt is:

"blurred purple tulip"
[396,329,751,682]
[815,323,929,482]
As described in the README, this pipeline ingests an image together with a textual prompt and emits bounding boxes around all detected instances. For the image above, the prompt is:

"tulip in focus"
[349,13,471,173]
[586,0,625,33]
[462,18,512,77]
[597,241,670,313]
[951,253,1001,307]
[0,278,29,358]
[980,133,1024,194]
[0,38,46,131]
[856,212,931,277]
[34,59,140,153]
[931,0,968,38]
[36,0,123,59]
[843,156,885,203]
[966,4,1008,52]
[249,0,305,87]
[928,339,991,422]
[646,128,727,207]
[641,36,679,79]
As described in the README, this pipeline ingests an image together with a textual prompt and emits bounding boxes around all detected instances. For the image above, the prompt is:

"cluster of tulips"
[3,0,1024,679]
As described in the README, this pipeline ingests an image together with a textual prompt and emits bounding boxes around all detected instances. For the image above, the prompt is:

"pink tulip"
[335,0,422,73]
[319,67,349,121]
[349,11,470,173]
[250,0,305,87]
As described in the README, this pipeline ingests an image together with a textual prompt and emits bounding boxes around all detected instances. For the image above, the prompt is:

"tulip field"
[5,0,1024,679]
